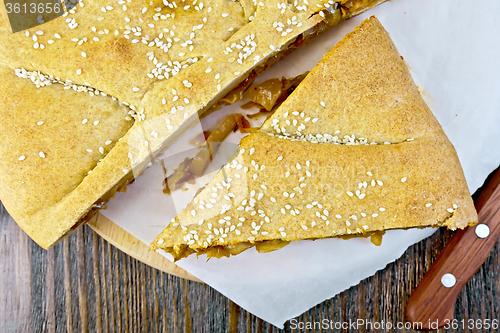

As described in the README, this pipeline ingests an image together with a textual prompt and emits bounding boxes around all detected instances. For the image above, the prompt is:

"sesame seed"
[39,152,45,158]
[372,213,379,218]
[453,204,458,209]
[19,155,26,161]
[37,121,44,125]
[401,177,407,182]
[132,87,140,92]
[379,207,386,211]
[346,191,353,197]
[81,51,86,57]
[377,180,383,186]
[426,203,432,207]
[447,208,454,213]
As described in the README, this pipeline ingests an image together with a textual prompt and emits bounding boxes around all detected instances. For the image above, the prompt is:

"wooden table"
[1,174,499,332]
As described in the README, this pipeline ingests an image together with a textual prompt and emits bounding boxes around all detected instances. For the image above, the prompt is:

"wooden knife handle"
[405,168,500,330]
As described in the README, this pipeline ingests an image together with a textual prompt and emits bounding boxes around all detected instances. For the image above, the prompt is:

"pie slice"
[0,0,387,248]
[151,16,478,260]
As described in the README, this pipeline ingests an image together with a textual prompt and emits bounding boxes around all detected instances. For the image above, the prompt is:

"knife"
[405,166,500,330]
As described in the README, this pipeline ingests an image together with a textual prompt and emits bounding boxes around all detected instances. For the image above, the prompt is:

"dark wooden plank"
[0,210,31,333]
[92,230,103,333]
[76,227,89,333]
[46,247,56,333]
[0,198,499,333]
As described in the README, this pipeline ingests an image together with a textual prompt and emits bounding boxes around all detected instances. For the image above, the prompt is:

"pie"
[0,0,386,248]
[151,17,478,260]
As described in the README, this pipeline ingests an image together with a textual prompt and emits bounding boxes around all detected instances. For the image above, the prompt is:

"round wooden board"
[87,213,202,282]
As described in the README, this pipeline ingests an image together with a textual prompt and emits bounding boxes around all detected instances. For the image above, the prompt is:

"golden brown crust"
[261,16,443,142]
[0,0,385,248]
[0,66,133,246]
[151,17,477,260]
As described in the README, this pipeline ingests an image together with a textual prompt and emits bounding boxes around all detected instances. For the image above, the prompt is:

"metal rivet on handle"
[475,224,490,239]
[441,273,456,288]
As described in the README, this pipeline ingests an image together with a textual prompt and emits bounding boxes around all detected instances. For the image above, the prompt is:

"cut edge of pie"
[151,16,478,261]
[0,0,387,248]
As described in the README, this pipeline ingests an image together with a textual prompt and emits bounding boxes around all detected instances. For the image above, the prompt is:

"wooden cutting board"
[87,213,202,282]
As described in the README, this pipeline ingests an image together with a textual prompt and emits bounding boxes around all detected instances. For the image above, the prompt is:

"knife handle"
[405,168,500,330]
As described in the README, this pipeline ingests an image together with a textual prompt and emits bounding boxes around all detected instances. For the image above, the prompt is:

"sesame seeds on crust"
[8,0,338,170]
[151,17,477,259]
[153,131,468,258]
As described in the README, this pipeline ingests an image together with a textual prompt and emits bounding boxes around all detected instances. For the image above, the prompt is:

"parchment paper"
[102,0,500,327]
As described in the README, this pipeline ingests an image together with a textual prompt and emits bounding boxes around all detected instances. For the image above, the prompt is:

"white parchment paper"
[102,0,500,327]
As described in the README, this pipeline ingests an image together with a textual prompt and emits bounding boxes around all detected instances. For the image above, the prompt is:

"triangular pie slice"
[151,17,478,260]
[0,0,387,248]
